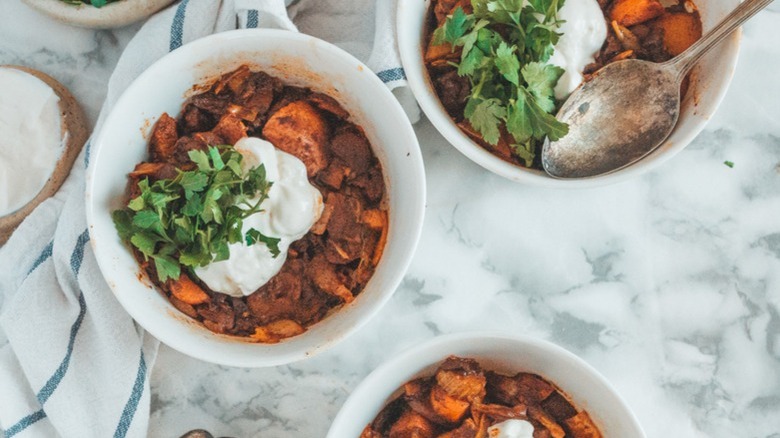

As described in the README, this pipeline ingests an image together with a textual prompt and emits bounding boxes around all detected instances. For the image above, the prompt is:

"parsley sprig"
[112,145,281,283]
[432,0,570,165]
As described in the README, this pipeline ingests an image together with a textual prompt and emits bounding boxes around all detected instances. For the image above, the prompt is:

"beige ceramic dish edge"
[327,332,646,437]
[22,0,174,29]
[85,29,426,367]
[398,0,741,188]
[0,66,88,245]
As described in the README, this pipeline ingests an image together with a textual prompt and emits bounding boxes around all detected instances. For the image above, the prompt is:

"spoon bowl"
[543,60,680,178]
[543,0,774,179]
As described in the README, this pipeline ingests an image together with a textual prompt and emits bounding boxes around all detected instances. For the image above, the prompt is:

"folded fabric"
[0,1,413,436]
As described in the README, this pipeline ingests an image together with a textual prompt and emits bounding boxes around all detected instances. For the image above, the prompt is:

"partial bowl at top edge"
[85,29,426,367]
[22,0,175,29]
[397,0,741,188]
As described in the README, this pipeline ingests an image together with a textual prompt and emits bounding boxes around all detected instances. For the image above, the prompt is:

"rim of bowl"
[327,332,646,437]
[397,0,742,189]
[22,0,175,29]
[85,29,427,367]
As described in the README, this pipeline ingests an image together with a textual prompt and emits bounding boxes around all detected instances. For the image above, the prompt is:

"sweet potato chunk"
[129,162,177,181]
[211,113,247,145]
[564,411,603,438]
[388,410,436,438]
[308,92,350,120]
[515,373,556,404]
[652,12,703,56]
[425,41,458,63]
[435,357,486,401]
[437,418,479,438]
[430,385,470,424]
[262,100,330,176]
[528,406,565,438]
[149,113,178,160]
[610,0,665,27]
[471,402,527,422]
[169,274,209,305]
[251,319,305,343]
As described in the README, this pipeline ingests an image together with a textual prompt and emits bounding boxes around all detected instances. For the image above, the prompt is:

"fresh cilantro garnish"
[432,0,570,166]
[724,161,735,168]
[112,145,281,283]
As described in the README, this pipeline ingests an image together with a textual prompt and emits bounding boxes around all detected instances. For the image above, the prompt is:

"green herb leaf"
[112,210,134,241]
[209,147,225,171]
[188,150,212,172]
[180,172,208,192]
[433,6,473,45]
[112,143,279,283]
[152,254,180,283]
[522,62,564,113]
[246,229,282,258]
[130,232,158,258]
[495,42,521,86]
[465,98,506,145]
[430,0,569,163]
[724,161,735,168]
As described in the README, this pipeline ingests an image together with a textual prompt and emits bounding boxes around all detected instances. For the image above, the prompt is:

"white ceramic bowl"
[22,0,174,29]
[328,333,645,437]
[85,29,426,367]
[398,0,741,188]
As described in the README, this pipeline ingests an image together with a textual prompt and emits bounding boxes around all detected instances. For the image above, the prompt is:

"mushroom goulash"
[363,356,601,438]
[426,0,703,169]
[113,65,388,342]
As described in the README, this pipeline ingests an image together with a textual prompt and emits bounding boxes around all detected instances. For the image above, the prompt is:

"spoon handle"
[668,0,775,78]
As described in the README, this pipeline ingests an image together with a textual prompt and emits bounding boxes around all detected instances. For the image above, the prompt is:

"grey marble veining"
[1,0,779,437]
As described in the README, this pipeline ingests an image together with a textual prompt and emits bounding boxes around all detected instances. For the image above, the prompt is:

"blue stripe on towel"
[5,409,47,437]
[247,10,259,28]
[113,351,147,438]
[36,292,87,405]
[83,140,92,168]
[27,241,53,276]
[70,229,90,276]
[169,0,191,51]
[376,67,406,83]
[7,229,91,436]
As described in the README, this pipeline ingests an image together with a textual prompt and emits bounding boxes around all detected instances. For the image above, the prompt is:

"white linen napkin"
[0,1,414,437]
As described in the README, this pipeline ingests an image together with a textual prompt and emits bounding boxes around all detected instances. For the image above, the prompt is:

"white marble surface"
[2,1,780,437]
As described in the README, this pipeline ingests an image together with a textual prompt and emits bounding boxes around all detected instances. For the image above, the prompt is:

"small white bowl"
[22,0,174,29]
[398,0,741,188]
[85,29,426,367]
[327,333,645,437]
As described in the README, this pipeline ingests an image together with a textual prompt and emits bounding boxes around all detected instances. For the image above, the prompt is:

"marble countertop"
[2,1,779,437]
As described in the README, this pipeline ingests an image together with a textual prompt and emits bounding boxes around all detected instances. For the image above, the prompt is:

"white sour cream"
[488,419,536,438]
[0,68,64,217]
[194,137,323,297]
[548,0,608,99]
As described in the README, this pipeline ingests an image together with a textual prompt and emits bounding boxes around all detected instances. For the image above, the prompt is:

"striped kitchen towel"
[0,1,415,437]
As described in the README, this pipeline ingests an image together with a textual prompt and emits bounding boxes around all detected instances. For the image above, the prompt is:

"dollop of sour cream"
[487,419,535,438]
[0,68,64,217]
[548,0,608,100]
[194,137,323,297]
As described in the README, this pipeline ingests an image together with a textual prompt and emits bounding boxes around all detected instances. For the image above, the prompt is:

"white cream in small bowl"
[397,0,742,187]
[0,68,65,218]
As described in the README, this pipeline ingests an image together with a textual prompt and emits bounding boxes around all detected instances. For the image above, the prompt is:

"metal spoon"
[542,0,774,179]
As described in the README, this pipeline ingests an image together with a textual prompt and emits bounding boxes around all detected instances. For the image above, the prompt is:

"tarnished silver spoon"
[542,0,774,179]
